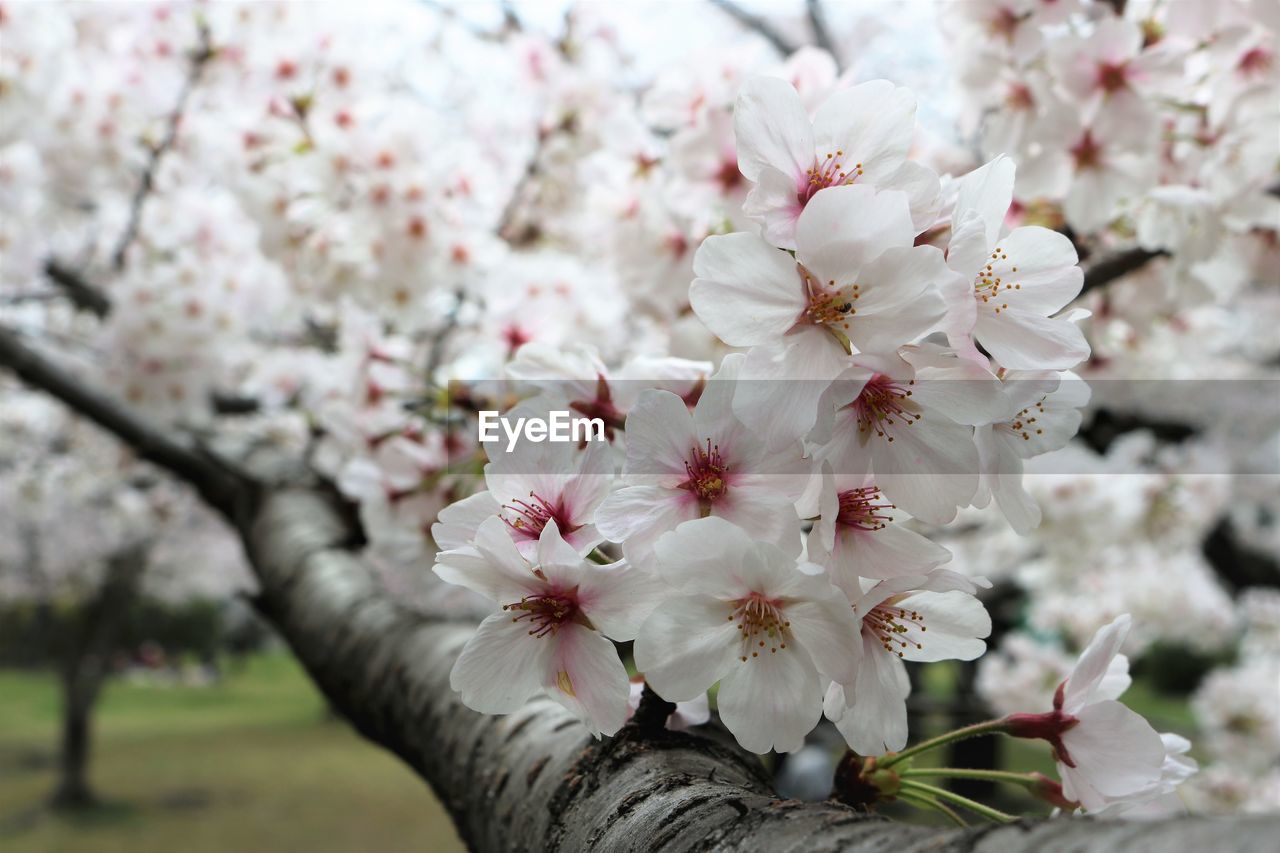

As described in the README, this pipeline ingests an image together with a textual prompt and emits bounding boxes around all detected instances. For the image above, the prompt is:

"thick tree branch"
[709,0,801,58]
[4,324,1279,849]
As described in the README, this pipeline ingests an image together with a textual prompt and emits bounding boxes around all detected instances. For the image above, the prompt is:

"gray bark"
[2,324,1278,850]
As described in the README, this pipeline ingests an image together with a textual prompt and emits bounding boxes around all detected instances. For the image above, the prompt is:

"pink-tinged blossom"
[809,347,1008,525]
[633,517,860,754]
[824,570,992,755]
[1004,614,1172,812]
[974,370,1091,534]
[946,155,1089,371]
[434,518,663,737]
[690,185,954,448]
[806,463,952,584]
[733,76,939,249]
[431,435,613,557]
[595,355,807,566]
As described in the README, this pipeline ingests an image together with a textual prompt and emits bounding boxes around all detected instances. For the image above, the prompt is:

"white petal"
[433,516,542,603]
[1059,700,1166,805]
[734,76,814,182]
[952,155,1016,246]
[620,390,699,485]
[544,623,631,737]
[844,246,952,354]
[431,491,500,551]
[576,560,667,641]
[896,589,991,663]
[1063,614,1131,713]
[450,611,555,713]
[633,594,741,701]
[716,644,823,753]
[785,591,862,686]
[691,233,804,346]
[832,635,910,755]
[811,80,915,184]
[595,485,701,567]
[794,185,915,284]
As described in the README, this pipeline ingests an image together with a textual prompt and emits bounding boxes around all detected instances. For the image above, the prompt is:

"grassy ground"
[0,654,465,852]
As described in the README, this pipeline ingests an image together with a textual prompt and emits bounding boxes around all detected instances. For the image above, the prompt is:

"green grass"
[0,655,465,852]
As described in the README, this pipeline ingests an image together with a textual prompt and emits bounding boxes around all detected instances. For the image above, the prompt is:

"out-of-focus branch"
[0,325,255,524]
[42,260,112,318]
[709,0,801,58]
[109,20,215,272]
[1079,246,1168,295]
[805,0,840,67]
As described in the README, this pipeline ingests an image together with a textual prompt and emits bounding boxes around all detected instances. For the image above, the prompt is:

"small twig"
[805,0,840,68]
[426,288,466,379]
[110,20,215,272]
[709,0,801,58]
[630,683,676,733]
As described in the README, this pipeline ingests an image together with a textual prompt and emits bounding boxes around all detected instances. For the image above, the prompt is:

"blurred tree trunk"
[50,541,149,810]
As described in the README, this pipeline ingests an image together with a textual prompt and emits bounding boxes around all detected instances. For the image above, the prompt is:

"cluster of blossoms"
[427,57,1196,816]
[3,0,1277,824]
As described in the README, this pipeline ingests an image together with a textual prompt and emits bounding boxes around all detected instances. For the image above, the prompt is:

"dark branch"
[0,325,256,524]
[1079,247,1167,295]
[805,0,840,67]
[110,21,215,272]
[709,0,801,58]
[42,260,112,318]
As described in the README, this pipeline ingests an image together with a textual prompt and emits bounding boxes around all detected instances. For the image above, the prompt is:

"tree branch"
[42,260,112,318]
[0,326,255,523]
[709,0,800,58]
[805,0,840,67]
[110,20,214,272]
[4,324,1279,849]
[1079,246,1167,295]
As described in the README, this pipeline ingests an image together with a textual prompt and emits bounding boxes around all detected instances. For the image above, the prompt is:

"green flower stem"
[898,780,1016,824]
[878,718,1009,768]
[900,767,1040,787]
[896,789,967,827]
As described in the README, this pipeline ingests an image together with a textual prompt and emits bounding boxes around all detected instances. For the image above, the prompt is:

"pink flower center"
[798,150,863,208]
[863,599,926,658]
[1237,47,1273,77]
[503,591,578,638]
[502,492,573,541]
[1096,61,1130,94]
[851,374,921,441]
[727,593,791,662]
[836,486,894,531]
[1005,82,1034,111]
[1070,130,1103,171]
[680,439,729,503]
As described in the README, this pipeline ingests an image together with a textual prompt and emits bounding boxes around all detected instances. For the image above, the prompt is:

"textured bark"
[4,326,1280,850]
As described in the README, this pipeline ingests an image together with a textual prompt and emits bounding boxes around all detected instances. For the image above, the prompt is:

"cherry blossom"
[733,76,938,250]
[435,518,662,737]
[633,517,859,754]
[824,569,992,756]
